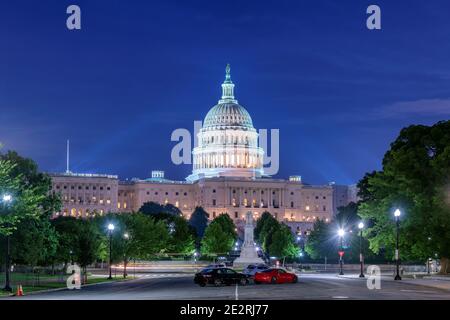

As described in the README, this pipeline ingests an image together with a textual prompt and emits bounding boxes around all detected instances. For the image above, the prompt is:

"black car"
[194,267,248,287]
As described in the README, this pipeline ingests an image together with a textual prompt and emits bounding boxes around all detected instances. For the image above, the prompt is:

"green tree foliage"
[254,211,298,258]
[51,216,102,283]
[168,216,195,254]
[139,201,182,219]
[304,219,337,260]
[268,224,299,259]
[305,203,380,263]
[9,217,58,268]
[189,207,209,240]
[358,121,450,273]
[201,214,237,255]
[0,151,60,237]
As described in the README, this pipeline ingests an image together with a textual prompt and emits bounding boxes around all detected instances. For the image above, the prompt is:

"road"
[7,273,450,300]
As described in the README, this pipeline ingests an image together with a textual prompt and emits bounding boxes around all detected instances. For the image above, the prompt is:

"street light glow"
[338,228,345,237]
[358,222,364,229]
[394,209,401,217]
[2,194,12,202]
[124,233,129,239]
[108,223,115,231]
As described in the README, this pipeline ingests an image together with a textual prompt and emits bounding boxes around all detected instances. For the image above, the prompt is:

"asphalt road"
[7,273,450,300]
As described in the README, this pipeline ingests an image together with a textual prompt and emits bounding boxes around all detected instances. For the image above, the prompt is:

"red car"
[254,268,298,284]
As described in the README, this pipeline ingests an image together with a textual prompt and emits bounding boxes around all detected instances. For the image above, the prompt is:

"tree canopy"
[357,120,450,272]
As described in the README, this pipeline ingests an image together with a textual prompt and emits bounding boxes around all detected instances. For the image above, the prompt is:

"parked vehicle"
[242,264,269,277]
[204,263,226,269]
[254,268,298,284]
[194,267,249,287]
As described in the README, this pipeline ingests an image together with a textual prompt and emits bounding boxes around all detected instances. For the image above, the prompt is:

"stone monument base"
[233,246,265,268]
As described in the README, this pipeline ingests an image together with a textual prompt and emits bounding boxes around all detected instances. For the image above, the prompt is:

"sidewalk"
[336,273,450,291]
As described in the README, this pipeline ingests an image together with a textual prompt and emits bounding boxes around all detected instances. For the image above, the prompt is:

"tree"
[189,207,209,241]
[168,216,196,254]
[258,214,280,255]
[76,220,102,283]
[268,224,299,262]
[201,215,237,255]
[358,121,450,273]
[9,216,58,269]
[254,211,275,241]
[305,219,336,261]
[139,201,182,220]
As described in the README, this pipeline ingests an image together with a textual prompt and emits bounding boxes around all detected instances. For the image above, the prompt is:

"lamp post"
[107,223,115,280]
[394,209,401,280]
[123,232,129,278]
[338,228,345,275]
[358,222,365,278]
[2,194,13,292]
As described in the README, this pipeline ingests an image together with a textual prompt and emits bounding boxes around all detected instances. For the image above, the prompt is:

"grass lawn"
[0,274,134,297]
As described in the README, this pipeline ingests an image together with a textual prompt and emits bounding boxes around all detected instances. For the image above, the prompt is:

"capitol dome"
[187,65,264,182]
[203,103,254,130]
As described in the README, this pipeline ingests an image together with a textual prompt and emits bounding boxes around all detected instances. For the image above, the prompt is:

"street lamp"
[1,194,13,292]
[394,209,401,280]
[338,228,345,275]
[123,232,129,278]
[358,222,365,278]
[107,223,115,279]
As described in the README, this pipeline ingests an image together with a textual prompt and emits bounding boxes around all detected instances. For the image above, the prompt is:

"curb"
[1,277,138,298]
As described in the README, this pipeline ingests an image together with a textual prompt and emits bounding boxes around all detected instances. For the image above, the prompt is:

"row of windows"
[55,185,112,191]
[146,191,188,196]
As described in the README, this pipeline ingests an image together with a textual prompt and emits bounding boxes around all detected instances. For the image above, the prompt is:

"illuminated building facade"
[51,66,354,228]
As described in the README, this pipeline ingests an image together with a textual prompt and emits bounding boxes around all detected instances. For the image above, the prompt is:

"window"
[212,189,216,193]
[93,186,96,190]
[147,191,150,195]
[305,206,310,211]
[212,199,216,206]
[165,192,168,195]
[78,186,82,190]
[85,186,89,190]
[155,192,158,195]
[315,196,319,199]
[235,212,238,218]
[107,187,110,190]
[106,199,111,205]
[184,192,187,196]
[213,212,216,218]
[291,201,294,208]
[323,196,326,199]
[63,185,67,189]
[100,187,104,190]
[290,192,294,195]
[176,192,179,196]
[323,205,326,211]
[71,186,74,190]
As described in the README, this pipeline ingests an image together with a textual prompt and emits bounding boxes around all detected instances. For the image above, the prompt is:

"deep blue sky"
[1,0,449,185]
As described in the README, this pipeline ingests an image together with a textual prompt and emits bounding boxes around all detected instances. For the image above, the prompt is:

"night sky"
[1,0,449,185]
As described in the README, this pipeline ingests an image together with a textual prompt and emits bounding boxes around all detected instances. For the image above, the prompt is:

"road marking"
[332,296,349,299]
[235,283,239,300]
[400,289,435,294]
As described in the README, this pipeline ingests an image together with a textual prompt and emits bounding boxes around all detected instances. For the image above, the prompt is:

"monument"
[233,212,266,267]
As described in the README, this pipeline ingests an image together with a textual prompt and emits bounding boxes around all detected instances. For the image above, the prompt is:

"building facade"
[51,65,355,231]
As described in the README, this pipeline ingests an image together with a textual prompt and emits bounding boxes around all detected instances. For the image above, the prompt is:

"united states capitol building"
[50,66,357,231]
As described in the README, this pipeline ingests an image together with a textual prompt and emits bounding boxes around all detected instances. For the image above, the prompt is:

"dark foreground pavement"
[5,273,450,300]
